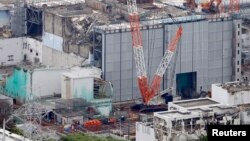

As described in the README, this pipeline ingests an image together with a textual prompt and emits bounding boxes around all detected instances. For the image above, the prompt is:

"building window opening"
[8,55,14,61]
[30,49,33,53]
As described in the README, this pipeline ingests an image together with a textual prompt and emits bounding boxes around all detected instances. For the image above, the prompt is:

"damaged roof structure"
[35,0,188,63]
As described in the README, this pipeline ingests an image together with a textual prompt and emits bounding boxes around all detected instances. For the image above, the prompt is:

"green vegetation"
[48,139,56,141]
[200,135,208,141]
[10,127,24,136]
[60,133,124,141]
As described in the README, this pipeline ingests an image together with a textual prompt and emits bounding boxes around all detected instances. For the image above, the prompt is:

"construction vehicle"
[200,0,222,13]
[127,0,183,112]
[83,117,117,128]
[186,0,240,14]
[83,119,102,128]
[183,0,197,10]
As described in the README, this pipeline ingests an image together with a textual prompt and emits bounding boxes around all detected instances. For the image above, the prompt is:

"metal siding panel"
[103,20,234,100]
[105,33,121,101]
[42,32,63,51]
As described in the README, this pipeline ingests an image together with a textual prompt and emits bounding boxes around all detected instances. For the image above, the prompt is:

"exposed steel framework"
[127,0,183,104]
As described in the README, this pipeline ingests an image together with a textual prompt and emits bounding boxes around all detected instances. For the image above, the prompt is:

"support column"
[233,19,242,81]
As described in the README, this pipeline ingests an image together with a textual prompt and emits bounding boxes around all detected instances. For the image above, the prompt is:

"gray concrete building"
[94,16,241,101]
[7,0,244,102]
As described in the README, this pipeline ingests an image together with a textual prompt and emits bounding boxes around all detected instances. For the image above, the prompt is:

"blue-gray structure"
[94,16,238,102]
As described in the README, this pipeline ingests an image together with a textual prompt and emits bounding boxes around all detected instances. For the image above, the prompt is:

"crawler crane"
[127,0,183,112]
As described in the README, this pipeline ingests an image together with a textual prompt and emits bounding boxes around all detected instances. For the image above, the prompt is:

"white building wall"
[0,37,43,66]
[136,122,155,141]
[61,76,94,101]
[232,91,250,105]
[61,116,83,125]
[0,36,85,67]
[212,83,250,105]
[42,45,85,67]
[0,38,23,66]
[42,32,63,51]
[211,84,230,105]
[23,38,43,63]
[32,68,68,98]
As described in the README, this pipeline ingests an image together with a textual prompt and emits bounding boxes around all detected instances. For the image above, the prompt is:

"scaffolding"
[5,98,59,141]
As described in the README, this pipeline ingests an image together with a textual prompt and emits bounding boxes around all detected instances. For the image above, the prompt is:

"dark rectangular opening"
[176,72,197,100]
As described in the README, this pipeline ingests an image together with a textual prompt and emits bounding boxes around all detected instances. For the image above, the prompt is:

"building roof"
[216,81,250,93]
[38,98,90,118]
[95,15,205,32]
[154,104,238,121]
[0,94,13,100]
[42,0,188,24]
[0,3,12,11]
[171,98,220,108]
[54,108,85,118]
[62,66,101,79]
[26,0,84,8]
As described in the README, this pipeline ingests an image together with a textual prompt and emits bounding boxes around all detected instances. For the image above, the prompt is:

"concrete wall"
[0,38,23,66]
[43,11,90,57]
[136,122,155,141]
[212,83,250,105]
[100,19,234,102]
[4,68,31,102]
[42,45,85,67]
[61,116,83,125]
[3,67,68,102]
[0,37,43,66]
[44,12,63,37]
[233,20,242,81]
[61,76,94,101]
[42,32,63,51]
[211,84,229,105]
[32,68,68,98]
[0,37,82,67]
[23,38,43,64]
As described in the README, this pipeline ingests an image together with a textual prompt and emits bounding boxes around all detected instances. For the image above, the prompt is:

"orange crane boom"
[144,26,183,104]
[127,0,183,104]
[127,0,149,103]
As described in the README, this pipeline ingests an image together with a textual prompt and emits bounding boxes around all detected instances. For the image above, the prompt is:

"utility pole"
[3,119,5,141]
